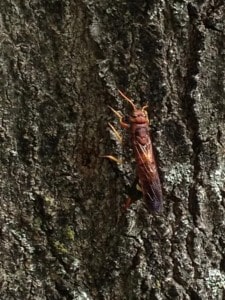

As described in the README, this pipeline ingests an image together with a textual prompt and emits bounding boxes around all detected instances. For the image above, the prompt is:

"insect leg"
[101,155,122,164]
[108,122,122,143]
[127,177,143,200]
[121,177,143,211]
[122,197,132,210]
[108,106,130,129]
[136,182,142,192]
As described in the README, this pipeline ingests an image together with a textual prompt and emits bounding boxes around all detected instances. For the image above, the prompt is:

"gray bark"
[0,0,225,299]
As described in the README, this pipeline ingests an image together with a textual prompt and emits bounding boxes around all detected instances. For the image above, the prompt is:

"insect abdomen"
[132,123,163,212]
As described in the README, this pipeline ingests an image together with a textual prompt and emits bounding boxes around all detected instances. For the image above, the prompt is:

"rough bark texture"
[0,1,225,299]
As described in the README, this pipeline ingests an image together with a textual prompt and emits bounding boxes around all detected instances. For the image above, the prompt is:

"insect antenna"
[142,105,148,111]
[118,90,136,111]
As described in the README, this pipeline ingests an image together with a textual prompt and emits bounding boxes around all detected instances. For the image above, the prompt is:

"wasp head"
[118,90,149,124]
[130,108,149,124]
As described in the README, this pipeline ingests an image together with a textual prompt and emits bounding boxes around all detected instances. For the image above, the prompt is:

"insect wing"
[142,172,163,212]
[135,141,163,212]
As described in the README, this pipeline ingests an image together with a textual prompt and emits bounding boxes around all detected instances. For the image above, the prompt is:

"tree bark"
[0,0,225,299]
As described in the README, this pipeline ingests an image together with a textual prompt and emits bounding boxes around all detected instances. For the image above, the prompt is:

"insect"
[104,90,163,213]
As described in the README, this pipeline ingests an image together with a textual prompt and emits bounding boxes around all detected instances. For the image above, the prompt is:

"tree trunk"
[0,1,225,299]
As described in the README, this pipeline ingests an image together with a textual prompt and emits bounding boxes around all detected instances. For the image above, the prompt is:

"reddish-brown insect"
[104,90,163,213]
